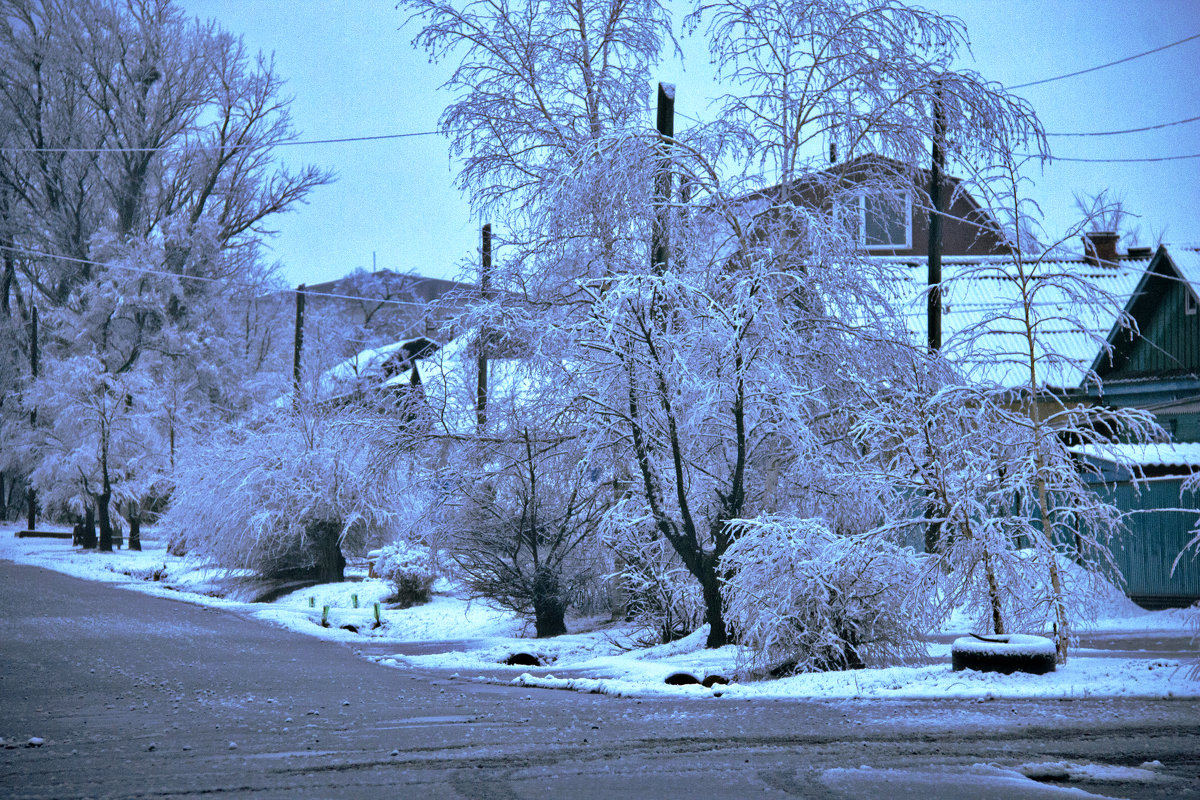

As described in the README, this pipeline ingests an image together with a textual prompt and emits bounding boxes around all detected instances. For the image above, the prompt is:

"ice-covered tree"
[402,0,673,294]
[721,516,934,673]
[162,407,396,583]
[854,163,1165,661]
[24,354,161,550]
[399,0,1066,662]
[569,175,917,647]
[687,0,1044,190]
[0,0,330,524]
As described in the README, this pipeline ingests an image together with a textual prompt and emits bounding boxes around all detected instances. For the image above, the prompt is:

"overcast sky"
[181,0,1200,289]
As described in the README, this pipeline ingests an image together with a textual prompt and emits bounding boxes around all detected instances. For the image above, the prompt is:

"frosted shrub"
[162,409,394,583]
[722,517,934,676]
[604,506,704,644]
[441,425,610,639]
[375,541,436,608]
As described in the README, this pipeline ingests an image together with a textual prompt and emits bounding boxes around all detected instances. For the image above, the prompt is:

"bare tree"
[445,428,609,637]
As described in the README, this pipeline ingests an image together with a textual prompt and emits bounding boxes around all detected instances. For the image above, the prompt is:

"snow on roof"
[1072,441,1200,469]
[880,252,1153,389]
[272,337,437,410]
[319,339,416,392]
[303,247,1198,411]
[1165,246,1200,298]
[309,330,562,434]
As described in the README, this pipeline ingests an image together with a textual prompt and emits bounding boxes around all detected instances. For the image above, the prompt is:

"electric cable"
[1006,31,1200,90]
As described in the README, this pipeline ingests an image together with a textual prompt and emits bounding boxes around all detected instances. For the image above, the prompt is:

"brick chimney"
[1083,231,1120,267]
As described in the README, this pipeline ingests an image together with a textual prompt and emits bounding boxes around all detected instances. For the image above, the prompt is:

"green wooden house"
[1079,245,1200,442]
[1070,245,1200,606]
[893,241,1200,607]
[1071,442,1200,608]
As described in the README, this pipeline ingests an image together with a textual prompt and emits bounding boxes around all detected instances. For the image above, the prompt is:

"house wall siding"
[1108,277,1200,378]
[1095,478,1200,607]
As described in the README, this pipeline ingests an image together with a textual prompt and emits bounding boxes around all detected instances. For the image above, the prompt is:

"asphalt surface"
[1,560,1198,799]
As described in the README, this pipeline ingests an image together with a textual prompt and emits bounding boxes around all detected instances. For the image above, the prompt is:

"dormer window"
[861,191,912,250]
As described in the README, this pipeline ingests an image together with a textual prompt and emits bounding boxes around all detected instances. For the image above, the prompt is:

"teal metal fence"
[891,477,1200,608]
[1094,478,1200,607]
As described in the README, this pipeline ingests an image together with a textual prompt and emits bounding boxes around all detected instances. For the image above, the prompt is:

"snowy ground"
[3,522,1197,702]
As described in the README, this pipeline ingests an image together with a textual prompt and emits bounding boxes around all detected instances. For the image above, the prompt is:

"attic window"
[860,192,912,250]
[1187,290,1198,316]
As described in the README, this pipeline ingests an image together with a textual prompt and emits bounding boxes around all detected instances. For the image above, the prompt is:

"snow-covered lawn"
[4,522,1197,701]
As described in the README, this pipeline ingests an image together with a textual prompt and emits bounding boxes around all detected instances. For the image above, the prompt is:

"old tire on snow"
[663,672,701,686]
[951,634,1056,675]
[504,652,542,667]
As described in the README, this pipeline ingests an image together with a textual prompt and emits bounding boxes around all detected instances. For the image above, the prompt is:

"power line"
[1046,114,1200,137]
[1007,31,1200,90]
[0,129,448,154]
[0,33,1196,156]
[1039,152,1200,164]
[5,109,1198,156]
[12,242,1200,337]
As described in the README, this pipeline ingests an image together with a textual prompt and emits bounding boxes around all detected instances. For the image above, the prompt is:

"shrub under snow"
[604,508,705,644]
[721,516,935,676]
[162,409,394,582]
[375,541,436,608]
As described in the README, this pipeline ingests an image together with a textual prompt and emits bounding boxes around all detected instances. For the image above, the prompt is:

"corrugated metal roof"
[308,247,1199,404]
[1166,247,1200,297]
[880,251,1159,389]
[1072,442,1200,468]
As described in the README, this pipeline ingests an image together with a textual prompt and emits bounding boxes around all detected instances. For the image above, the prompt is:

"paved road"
[1,561,1198,799]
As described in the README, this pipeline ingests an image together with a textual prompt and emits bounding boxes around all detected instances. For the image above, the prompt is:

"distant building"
[301,269,478,344]
[739,153,1013,258]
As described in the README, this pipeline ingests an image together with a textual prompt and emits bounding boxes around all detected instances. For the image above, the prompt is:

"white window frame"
[859,191,912,251]
[1186,288,1198,316]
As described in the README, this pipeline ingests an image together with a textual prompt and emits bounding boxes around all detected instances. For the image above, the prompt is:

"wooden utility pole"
[476,223,492,430]
[652,82,675,276]
[925,85,947,555]
[292,284,306,408]
[26,304,37,531]
[927,85,946,355]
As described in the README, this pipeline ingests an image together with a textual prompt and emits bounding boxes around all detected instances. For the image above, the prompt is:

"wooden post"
[927,85,945,355]
[26,304,37,531]
[128,499,141,551]
[652,82,675,276]
[476,224,492,430]
[925,85,946,555]
[292,284,306,409]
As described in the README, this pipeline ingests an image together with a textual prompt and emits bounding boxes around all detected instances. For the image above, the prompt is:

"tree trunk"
[1,246,14,318]
[310,521,345,583]
[97,491,113,552]
[128,501,141,551]
[531,567,568,638]
[699,560,728,648]
[82,504,97,549]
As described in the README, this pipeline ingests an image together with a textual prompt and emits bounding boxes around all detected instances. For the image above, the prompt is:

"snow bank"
[822,764,1121,798]
[512,650,1198,701]
[3,523,1196,701]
